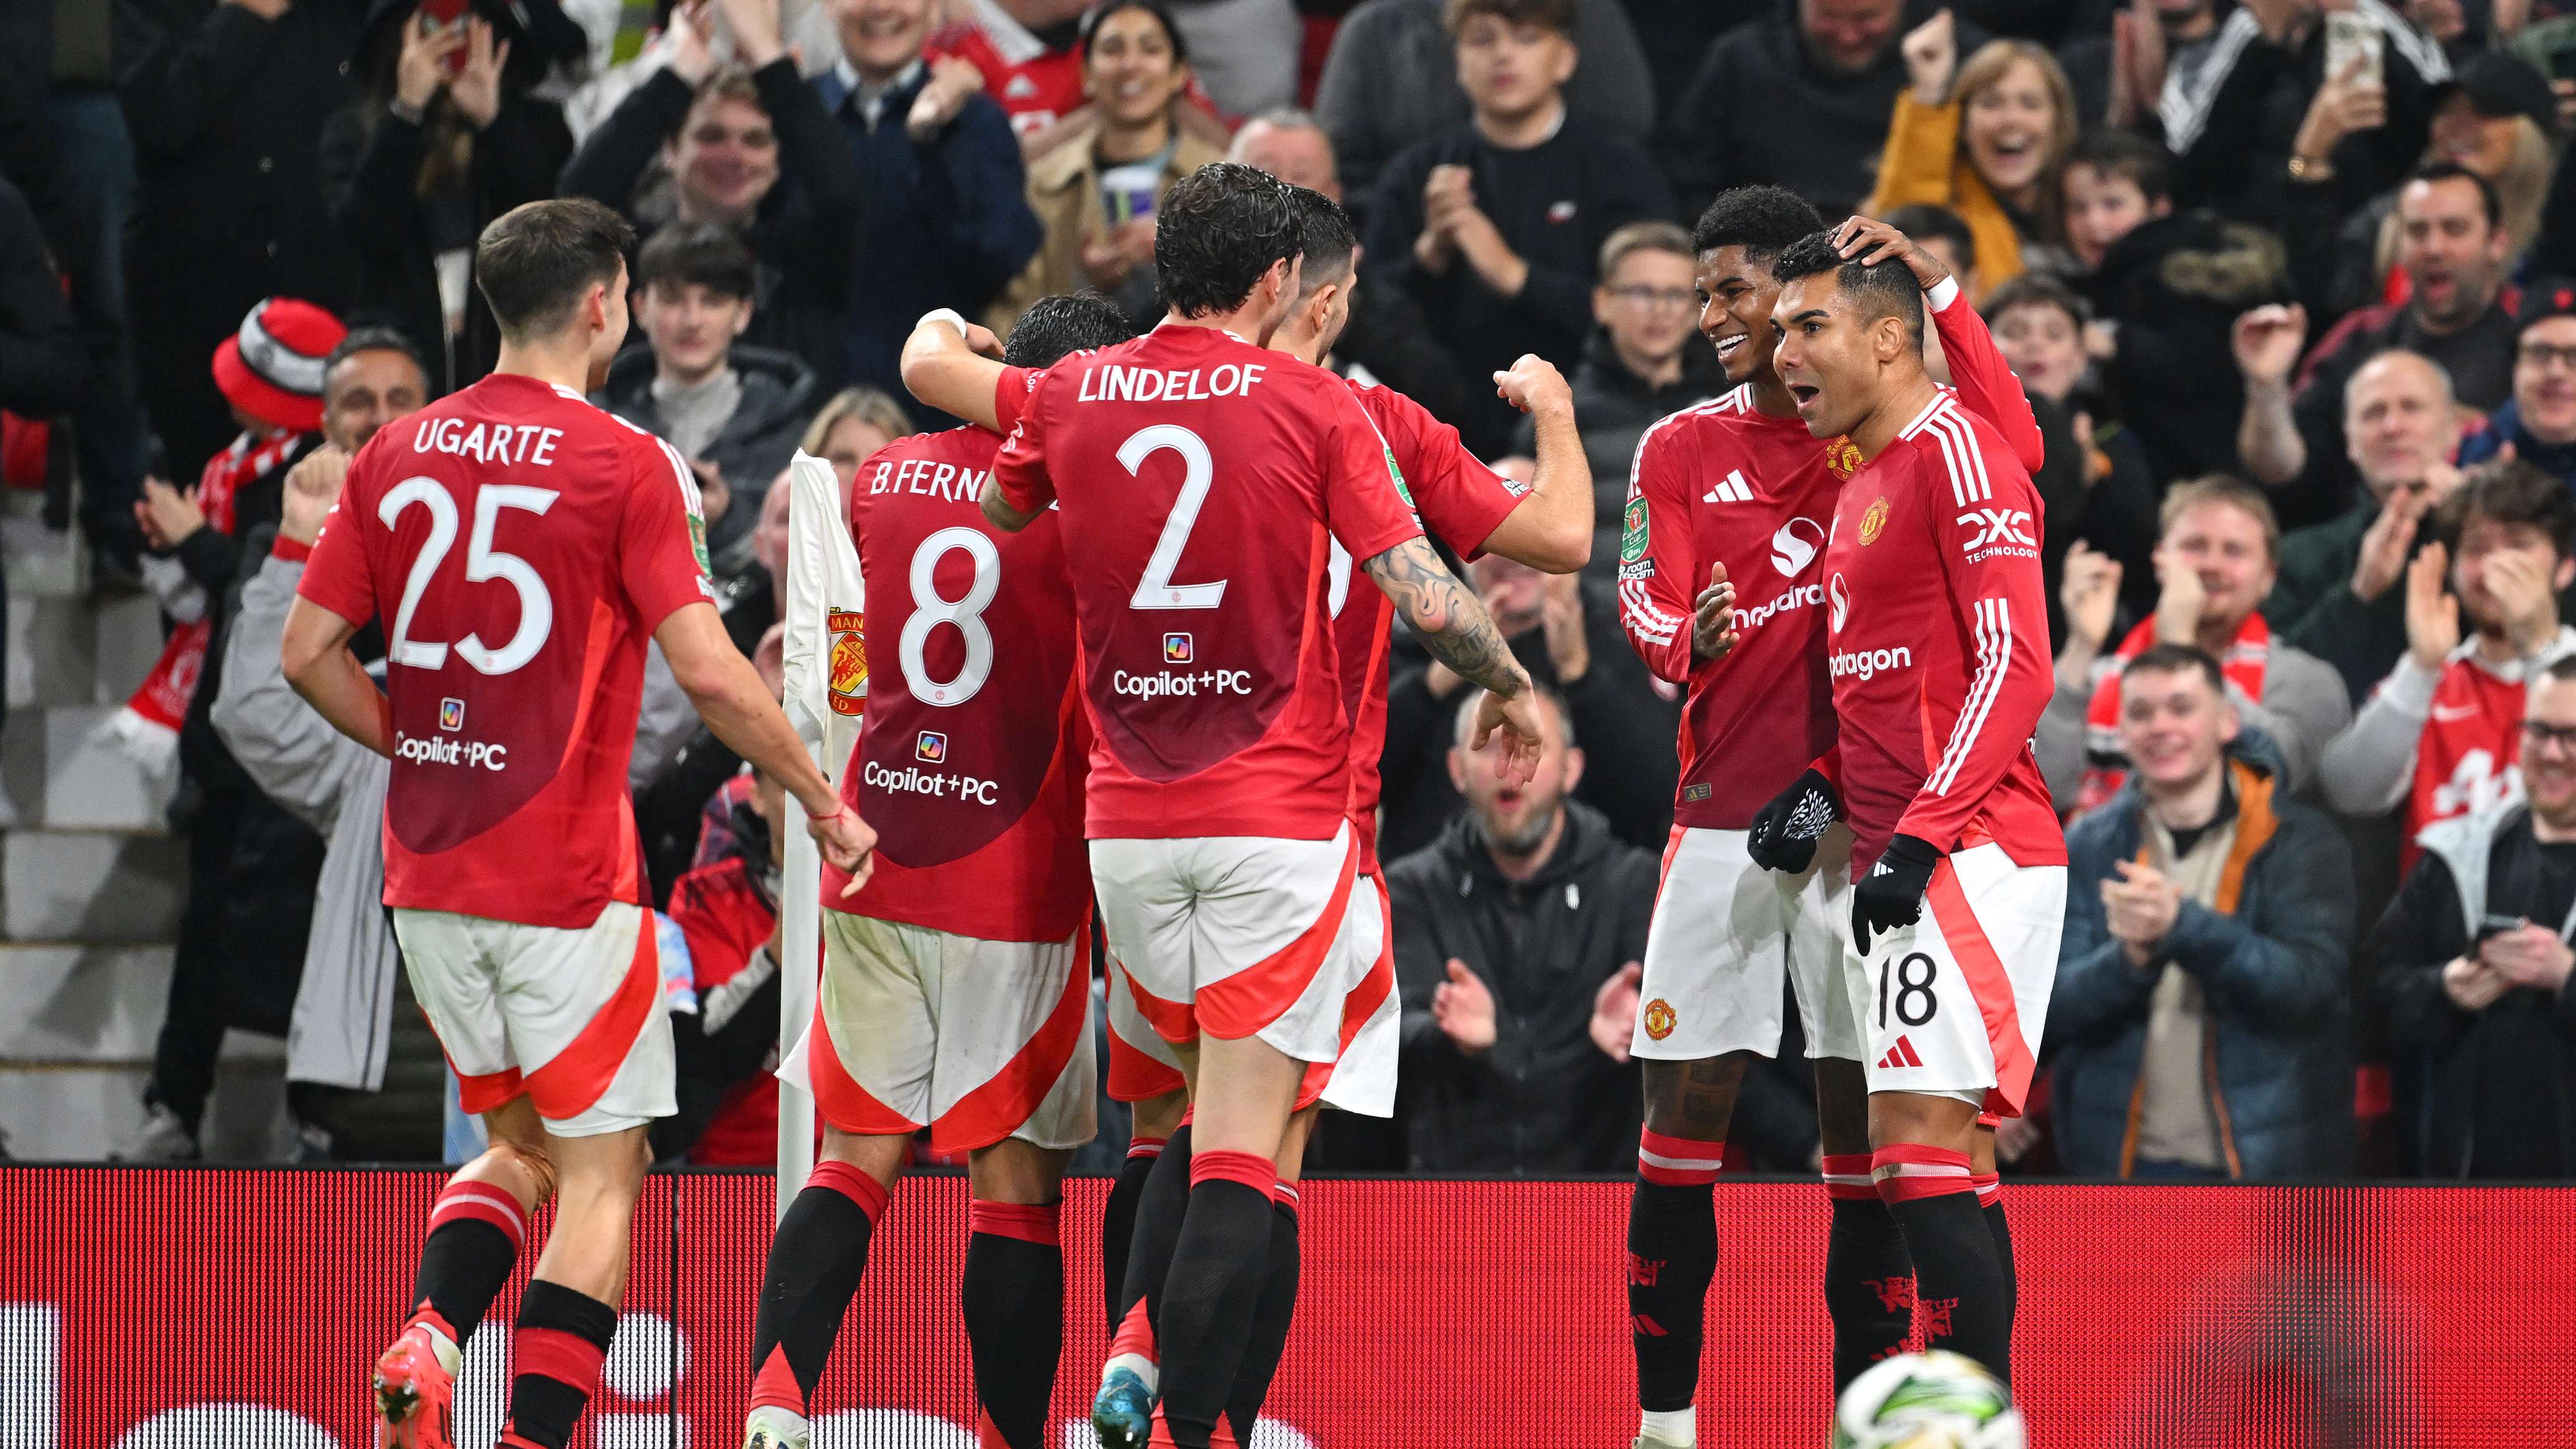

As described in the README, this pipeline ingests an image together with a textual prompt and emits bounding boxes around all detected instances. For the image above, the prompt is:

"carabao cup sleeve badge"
[828,610,867,717]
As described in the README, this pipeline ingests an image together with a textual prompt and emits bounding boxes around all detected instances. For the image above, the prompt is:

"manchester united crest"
[827,608,867,717]
[1641,998,1677,1041]
[1824,436,1863,479]
[1859,496,1890,546]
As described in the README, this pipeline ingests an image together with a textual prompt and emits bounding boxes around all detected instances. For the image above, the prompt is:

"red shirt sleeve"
[1371,386,1518,560]
[991,374,1058,517]
[620,434,719,630]
[1895,418,2055,852]
[1926,277,2045,475]
[1316,381,1424,562]
[1615,420,1699,686]
[994,365,1043,434]
[296,468,379,626]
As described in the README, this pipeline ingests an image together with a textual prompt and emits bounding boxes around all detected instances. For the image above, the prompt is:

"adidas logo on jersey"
[1703,470,1755,505]
[1877,1036,1925,1070]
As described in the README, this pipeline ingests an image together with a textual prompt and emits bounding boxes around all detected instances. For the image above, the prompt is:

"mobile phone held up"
[421,0,471,76]
[2478,914,2531,944]
[2323,11,2383,92]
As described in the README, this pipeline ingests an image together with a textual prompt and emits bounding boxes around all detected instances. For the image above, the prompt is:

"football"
[1831,1351,2027,1449]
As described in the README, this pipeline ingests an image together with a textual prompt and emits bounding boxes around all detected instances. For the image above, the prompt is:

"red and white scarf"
[2077,613,2272,815]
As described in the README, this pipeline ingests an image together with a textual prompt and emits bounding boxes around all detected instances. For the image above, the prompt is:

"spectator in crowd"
[2322,460,2576,858]
[1986,273,2160,623]
[1162,0,1302,119]
[1510,220,1722,579]
[1389,687,1653,1174]
[1315,0,1654,202]
[656,758,789,1165]
[803,383,915,488]
[987,1,1225,332]
[559,0,864,386]
[2264,350,2464,705]
[319,5,573,397]
[0,170,86,720]
[926,0,1094,143]
[2051,643,2356,1180]
[2043,478,2352,813]
[1380,543,1679,859]
[1867,19,2080,289]
[816,0,1041,412]
[598,223,816,575]
[2378,651,2576,1178]
[212,328,442,1162]
[2460,280,2576,487]
[2156,0,2447,230]
[1363,0,1673,456]
[116,0,364,480]
[2236,164,2516,527]
[1661,0,1988,222]
[1228,108,1483,428]
[2061,126,2174,277]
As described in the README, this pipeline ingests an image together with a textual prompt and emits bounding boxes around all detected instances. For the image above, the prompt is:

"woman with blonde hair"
[801,386,917,487]
[1865,11,2078,289]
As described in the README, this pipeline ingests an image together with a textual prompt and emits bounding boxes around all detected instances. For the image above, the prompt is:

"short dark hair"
[1882,203,1976,274]
[1981,271,2089,330]
[1080,0,1188,62]
[475,198,637,343]
[324,325,428,391]
[2065,129,2173,206]
[1690,185,1826,270]
[2405,161,2504,233]
[635,222,757,302]
[1290,185,1357,291]
[2457,457,2576,559]
[1002,292,1138,369]
[1155,162,1304,319]
[2122,641,2227,696]
[1442,0,1575,37]
[2544,652,2576,685]
[1768,229,1926,350]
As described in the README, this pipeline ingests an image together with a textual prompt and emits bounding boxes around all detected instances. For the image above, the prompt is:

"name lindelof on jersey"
[1075,358,1270,403]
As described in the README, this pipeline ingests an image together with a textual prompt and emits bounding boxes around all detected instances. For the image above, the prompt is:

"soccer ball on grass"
[1829,1350,2025,1449]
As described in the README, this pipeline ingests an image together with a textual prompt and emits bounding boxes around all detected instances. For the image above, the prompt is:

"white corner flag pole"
[776,450,866,1223]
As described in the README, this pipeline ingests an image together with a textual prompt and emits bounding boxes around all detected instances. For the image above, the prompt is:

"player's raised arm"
[982,375,1057,533]
[1832,215,2045,473]
[1359,536,1542,781]
[1479,353,1592,573]
[898,307,1009,431]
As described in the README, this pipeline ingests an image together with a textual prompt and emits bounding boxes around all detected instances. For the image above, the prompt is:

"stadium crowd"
[16,0,2576,1185]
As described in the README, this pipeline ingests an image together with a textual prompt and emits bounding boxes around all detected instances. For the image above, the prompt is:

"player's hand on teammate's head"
[281,445,354,546]
[1831,215,1947,293]
[816,806,879,897]
[1471,683,1546,791]
[1492,353,1572,417]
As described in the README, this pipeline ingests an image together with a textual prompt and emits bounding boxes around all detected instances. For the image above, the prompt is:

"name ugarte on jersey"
[1075,359,1269,403]
[870,455,988,505]
[412,417,566,467]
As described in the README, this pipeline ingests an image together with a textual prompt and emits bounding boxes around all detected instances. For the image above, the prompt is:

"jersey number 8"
[901,526,1001,707]
[381,478,559,676]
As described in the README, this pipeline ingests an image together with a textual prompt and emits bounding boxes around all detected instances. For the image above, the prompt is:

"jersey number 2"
[381,478,558,675]
[1121,425,1226,610]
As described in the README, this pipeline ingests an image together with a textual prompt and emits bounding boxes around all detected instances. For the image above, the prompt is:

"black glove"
[1747,768,1841,873]
[1852,833,1942,957]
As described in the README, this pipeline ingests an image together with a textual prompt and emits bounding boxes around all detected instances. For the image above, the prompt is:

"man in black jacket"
[1391,687,1656,1173]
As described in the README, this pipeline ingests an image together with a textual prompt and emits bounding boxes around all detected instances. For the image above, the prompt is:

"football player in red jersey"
[985,162,1541,1449]
[1755,233,2066,1383]
[735,294,1138,1449]
[1613,192,2043,1448]
[281,199,876,1449]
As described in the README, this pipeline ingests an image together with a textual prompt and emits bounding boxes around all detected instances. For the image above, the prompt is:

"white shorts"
[393,900,674,1138]
[793,910,1096,1156]
[1088,824,1371,1066]
[1837,842,2065,1117]
[1632,824,1862,1062]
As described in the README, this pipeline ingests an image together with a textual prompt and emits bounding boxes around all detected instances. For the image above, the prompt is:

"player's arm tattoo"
[1361,536,1527,699]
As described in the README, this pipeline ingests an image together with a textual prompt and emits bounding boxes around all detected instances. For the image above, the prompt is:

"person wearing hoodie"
[1510,220,1725,580]
[1389,687,1656,1174]
[2050,643,2356,1180]
[597,223,816,576]
[2458,282,2576,490]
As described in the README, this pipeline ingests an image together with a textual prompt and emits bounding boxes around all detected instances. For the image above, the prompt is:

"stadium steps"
[0,494,289,1160]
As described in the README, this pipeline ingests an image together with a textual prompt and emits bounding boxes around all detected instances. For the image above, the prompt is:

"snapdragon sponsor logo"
[1737,582,1824,631]
[863,759,1000,805]
[1829,646,1913,681]
[394,730,508,771]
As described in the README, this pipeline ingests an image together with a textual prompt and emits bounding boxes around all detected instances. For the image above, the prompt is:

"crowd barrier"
[2,1166,2568,1446]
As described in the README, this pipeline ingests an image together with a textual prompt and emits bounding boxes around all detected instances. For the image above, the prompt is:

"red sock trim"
[1821,1152,1878,1201]
[1190,1147,1276,1194]
[968,1199,1062,1246]
[748,1344,805,1414]
[1872,1143,1974,1204]
[428,1180,529,1253]
[809,1160,890,1224]
[1272,1180,1300,1208]
[1127,1134,1169,1161]
[1637,1125,1727,1185]
[511,1325,606,1391]
[1109,1293,1157,1361]
[1971,1171,2001,1206]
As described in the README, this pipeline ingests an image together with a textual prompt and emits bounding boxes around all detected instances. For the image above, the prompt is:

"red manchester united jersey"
[823,422,1090,943]
[991,325,1423,841]
[925,0,1083,140]
[298,373,715,928]
[1619,281,2045,832]
[1817,391,2063,873]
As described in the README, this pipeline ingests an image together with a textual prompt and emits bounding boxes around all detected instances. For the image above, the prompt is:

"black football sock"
[963,1200,1063,1449]
[748,1159,890,1414]
[1155,1149,1276,1449]
[1875,1145,2010,1381]
[1629,1125,1727,1416]
[1976,1172,2015,1328]
[1101,1134,1167,1331]
[1822,1155,1916,1391]
[409,1176,529,1348]
[1118,1123,1193,1329]
[1223,1186,1302,1445]
[502,1280,618,1448]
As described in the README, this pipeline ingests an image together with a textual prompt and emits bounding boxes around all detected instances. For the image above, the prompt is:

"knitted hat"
[212,297,347,434]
